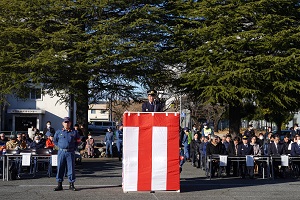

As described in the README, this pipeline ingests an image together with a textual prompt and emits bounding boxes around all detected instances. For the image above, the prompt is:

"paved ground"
[1,156,300,200]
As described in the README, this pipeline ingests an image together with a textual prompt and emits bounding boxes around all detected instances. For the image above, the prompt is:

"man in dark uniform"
[115,124,123,161]
[238,136,254,178]
[142,90,164,112]
[53,117,80,191]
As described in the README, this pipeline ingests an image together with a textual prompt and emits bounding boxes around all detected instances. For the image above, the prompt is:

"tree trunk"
[229,104,241,138]
[74,82,89,137]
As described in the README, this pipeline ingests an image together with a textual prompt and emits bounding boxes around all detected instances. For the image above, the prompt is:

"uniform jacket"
[142,101,163,112]
[54,129,80,150]
[268,142,285,156]
[116,129,123,141]
[290,142,300,156]
[105,131,114,142]
[237,143,253,156]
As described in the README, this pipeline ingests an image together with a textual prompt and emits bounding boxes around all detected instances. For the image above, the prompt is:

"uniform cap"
[63,117,71,122]
[147,90,157,96]
[203,122,207,126]
[242,135,248,140]
[183,127,189,131]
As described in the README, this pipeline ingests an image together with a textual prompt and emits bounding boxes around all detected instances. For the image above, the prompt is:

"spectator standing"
[182,127,191,162]
[43,121,55,137]
[283,135,291,155]
[74,124,84,137]
[201,122,213,137]
[192,124,198,135]
[190,133,201,168]
[199,136,209,170]
[291,124,299,138]
[268,135,285,178]
[105,127,114,158]
[227,137,240,177]
[115,124,123,161]
[206,136,224,177]
[223,135,232,154]
[243,124,255,142]
[53,117,80,191]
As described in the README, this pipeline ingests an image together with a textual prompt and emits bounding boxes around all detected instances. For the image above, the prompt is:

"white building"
[88,103,109,122]
[1,88,75,133]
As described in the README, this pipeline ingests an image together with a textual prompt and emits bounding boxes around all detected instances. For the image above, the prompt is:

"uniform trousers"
[106,141,113,156]
[116,140,123,158]
[56,150,75,183]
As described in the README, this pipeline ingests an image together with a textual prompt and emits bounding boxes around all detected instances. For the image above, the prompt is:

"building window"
[30,88,42,100]
[91,109,96,114]
[100,110,106,114]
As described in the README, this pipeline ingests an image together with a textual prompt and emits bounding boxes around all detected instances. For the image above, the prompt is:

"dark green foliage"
[176,0,300,135]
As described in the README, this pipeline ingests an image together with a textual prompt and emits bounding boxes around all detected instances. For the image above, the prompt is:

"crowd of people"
[0,121,87,153]
[180,123,300,179]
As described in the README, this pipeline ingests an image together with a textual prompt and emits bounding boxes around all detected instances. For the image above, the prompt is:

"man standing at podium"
[142,90,164,112]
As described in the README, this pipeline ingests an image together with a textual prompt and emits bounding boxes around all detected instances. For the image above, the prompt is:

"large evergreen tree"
[0,0,176,133]
[173,0,300,136]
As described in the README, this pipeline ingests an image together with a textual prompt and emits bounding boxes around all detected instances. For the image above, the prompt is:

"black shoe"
[54,182,63,191]
[180,167,182,173]
[69,183,77,191]
[119,157,121,161]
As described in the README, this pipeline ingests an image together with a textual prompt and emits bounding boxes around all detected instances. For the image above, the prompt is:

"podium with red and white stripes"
[122,112,180,192]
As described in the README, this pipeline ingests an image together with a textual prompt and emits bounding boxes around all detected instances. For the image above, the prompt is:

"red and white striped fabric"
[122,112,180,192]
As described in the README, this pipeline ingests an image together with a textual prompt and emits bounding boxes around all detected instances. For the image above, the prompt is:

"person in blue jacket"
[115,124,123,161]
[53,117,80,191]
[105,127,114,158]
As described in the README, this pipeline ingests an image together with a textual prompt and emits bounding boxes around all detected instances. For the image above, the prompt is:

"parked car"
[88,121,116,135]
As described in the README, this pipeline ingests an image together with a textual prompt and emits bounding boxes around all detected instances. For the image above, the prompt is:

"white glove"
[112,142,114,145]
[104,142,106,145]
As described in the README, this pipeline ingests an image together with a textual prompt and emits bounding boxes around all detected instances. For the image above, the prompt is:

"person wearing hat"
[53,117,80,191]
[237,135,254,178]
[201,122,213,137]
[142,90,164,112]
[115,124,123,161]
[104,127,114,158]
[6,134,19,150]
